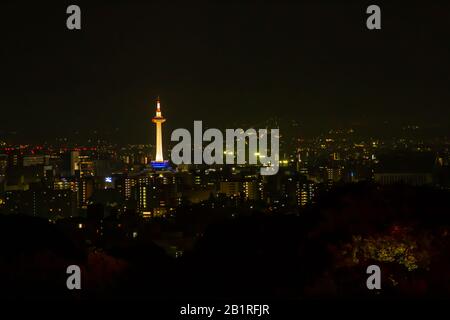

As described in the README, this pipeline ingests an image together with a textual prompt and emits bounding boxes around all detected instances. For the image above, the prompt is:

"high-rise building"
[219,181,241,197]
[0,154,8,183]
[78,155,94,177]
[374,152,435,186]
[79,176,94,208]
[54,178,78,193]
[23,155,46,167]
[296,181,316,207]
[62,151,80,177]
[242,181,261,201]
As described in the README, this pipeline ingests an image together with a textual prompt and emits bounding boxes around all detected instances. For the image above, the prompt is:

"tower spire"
[155,96,162,117]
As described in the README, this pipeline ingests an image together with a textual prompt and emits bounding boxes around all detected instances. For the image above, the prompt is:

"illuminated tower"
[151,97,169,169]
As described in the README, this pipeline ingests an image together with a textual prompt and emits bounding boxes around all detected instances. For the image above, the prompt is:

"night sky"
[1,1,450,143]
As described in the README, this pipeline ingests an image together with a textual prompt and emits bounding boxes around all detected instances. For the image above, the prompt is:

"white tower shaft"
[152,97,166,163]
[155,122,163,162]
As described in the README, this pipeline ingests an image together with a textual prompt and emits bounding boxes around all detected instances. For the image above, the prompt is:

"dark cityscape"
[1,1,450,316]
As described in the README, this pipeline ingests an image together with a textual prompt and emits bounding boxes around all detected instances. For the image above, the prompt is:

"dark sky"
[1,1,450,143]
